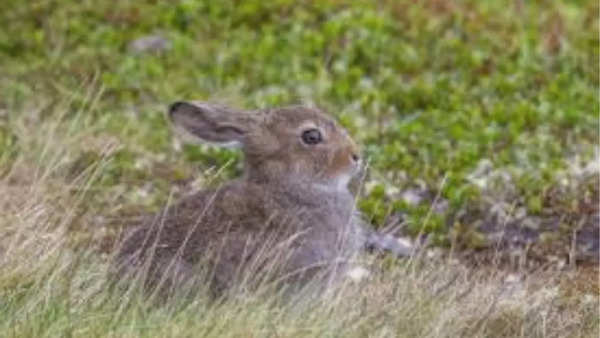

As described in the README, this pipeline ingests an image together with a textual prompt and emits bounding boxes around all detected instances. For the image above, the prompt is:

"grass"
[0,0,598,337]
[2,0,597,245]
[0,112,596,336]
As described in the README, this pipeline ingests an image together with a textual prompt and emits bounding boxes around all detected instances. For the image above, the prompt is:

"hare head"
[169,101,362,191]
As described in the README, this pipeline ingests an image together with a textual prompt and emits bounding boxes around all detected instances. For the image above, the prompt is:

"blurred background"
[0,0,598,261]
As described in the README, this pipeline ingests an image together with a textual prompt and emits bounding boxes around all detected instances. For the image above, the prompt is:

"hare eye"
[301,129,322,145]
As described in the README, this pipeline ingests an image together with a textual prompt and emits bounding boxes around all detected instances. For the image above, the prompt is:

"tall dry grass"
[0,96,597,338]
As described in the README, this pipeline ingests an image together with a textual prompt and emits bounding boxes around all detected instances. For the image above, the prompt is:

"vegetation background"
[0,0,598,337]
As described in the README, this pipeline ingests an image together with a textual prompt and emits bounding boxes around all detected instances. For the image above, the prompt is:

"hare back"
[114,180,365,293]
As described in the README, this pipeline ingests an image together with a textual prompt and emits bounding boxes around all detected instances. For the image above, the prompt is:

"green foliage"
[0,125,18,167]
[0,0,597,237]
[0,3,598,336]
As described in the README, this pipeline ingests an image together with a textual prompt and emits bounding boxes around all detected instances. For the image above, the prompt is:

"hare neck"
[243,174,356,209]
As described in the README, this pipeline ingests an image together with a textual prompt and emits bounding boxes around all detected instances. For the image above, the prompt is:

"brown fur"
[114,102,404,297]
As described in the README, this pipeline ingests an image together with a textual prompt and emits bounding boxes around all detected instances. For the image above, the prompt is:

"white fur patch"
[335,173,352,191]
[346,266,370,282]
[313,173,352,193]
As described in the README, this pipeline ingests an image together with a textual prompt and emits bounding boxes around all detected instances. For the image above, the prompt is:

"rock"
[432,198,449,215]
[129,34,172,54]
[396,236,413,250]
[400,188,424,205]
[521,216,542,230]
[575,213,599,263]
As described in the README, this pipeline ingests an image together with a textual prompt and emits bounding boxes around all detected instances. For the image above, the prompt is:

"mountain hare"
[114,102,410,296]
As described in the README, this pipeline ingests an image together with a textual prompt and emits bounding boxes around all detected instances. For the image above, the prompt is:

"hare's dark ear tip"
[168,101,188,119]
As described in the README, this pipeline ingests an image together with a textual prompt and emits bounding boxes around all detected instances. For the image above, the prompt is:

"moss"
[0,126,18,170]
[0,0,597,248]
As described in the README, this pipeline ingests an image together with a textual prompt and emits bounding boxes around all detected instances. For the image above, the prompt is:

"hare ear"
[168,101,247,148]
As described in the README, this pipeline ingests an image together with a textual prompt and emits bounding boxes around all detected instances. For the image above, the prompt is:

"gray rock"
[129,35,172,54]
[400,188,424,206]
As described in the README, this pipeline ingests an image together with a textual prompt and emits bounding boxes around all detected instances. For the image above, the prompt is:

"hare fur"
[114,102,410,296]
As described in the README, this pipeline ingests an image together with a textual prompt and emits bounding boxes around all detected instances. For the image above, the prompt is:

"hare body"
[116,178,365,294]
[114,102,409,296]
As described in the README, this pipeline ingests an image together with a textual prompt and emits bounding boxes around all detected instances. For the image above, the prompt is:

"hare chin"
[335,173,352,190]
